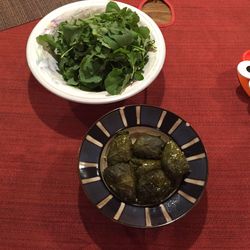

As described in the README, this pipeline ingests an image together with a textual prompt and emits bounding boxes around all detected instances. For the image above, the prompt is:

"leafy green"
[103,163,136,203]
[133,134,165,159]
[36,1,155,95]
[107,131,132,166]
[106,1,121,12]
[161,140,190,178]
[130,158,162,177]
[137,169,174,205]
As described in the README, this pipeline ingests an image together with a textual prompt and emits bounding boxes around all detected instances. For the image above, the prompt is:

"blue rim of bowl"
[78,104,208,228]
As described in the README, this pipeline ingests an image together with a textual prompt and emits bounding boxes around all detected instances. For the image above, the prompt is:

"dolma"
[137,169,173,204]
[103,162,136,202]
[133,134,165,159]
[130,158,161,177]
[161,140,190,178]
[107,131,132,166]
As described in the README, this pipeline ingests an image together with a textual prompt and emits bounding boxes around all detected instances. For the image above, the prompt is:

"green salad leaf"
[36,1,155,95]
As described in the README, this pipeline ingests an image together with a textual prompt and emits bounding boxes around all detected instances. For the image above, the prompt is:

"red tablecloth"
[0,0,249,249]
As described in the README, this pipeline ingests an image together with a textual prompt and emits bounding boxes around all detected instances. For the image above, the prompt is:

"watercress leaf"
[60,23,81,45]
[123,9,140,25]
[80,55,93,72]
[95,45,102,53]
[79,55,103,87]
[104,68,125,95]
[36,1,155,95]
[63,64,79,79]
[121,73,131,89]
[79,73,102,84]
[106,1,120,12]
[127,52,137,67]
[36,34,58,51]
[134,71,144,81]
[137,26,150,39]
[67,78,78,86]
[102,36,120,50]
[111,31,135,47]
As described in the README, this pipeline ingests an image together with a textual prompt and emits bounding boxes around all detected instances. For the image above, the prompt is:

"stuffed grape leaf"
[137,169,173,204]
[133,134,165,159]
[130,158,161,177]
[161,140,190,178]
[107,131,132,166]
[103,162,136,202]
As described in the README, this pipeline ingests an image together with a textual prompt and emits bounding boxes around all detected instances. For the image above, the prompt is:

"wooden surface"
[142,0,172,25]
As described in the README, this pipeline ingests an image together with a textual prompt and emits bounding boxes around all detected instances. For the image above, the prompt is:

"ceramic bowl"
[78,105,208,228]
[26,0,166,104]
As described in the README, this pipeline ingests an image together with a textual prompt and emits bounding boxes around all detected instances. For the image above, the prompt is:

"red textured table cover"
[0,0,250,249]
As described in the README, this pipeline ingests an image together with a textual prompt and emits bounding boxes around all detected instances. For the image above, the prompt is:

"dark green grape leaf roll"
[161,140,190,178]
[130,158,161,177]
[133,134,165,159]
[107,131,132,166]
[137,169,174,204]
[103,163,136,202]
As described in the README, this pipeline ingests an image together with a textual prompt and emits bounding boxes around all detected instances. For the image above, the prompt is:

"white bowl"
[26,0,166,104]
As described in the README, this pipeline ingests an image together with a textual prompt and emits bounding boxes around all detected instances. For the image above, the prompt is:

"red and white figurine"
[237,50,250,96]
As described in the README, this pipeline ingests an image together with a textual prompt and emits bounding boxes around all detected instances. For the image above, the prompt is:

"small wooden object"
[139,0,173,27]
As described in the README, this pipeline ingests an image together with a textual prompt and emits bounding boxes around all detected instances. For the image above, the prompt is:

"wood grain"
[141,0,172,24]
